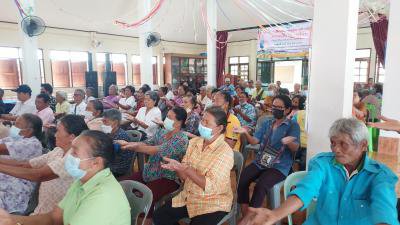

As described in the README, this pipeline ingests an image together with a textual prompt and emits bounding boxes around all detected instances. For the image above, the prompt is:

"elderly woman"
[126,91,161,140]
[182,95,201,137]
[153,106,234,225]
[69,89,87,116]
[55,91,70,118]
[84,100,104,131]
[102,109,134,177]
[0,113,43,213]
[118,107,189,225]
[240,118,398,225]
[102,85,120,109]
[234,95,300,216]
[0,115,88,215]
[0,130,131,225]
[197,86,212,110]
[117,85,136,112]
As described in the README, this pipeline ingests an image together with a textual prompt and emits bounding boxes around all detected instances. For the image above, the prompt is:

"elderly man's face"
[330,133,366,165]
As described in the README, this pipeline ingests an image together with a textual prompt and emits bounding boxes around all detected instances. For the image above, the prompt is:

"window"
[376,57,385,83]
[131,55,158,86]
[0,47,44,89]
[229,56,249,81]
[50,51,88,88]
[353,49,371,83]
[96,53,127,86]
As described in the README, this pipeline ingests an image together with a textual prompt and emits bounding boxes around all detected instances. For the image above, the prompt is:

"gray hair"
[74,89,85,97]
[103,109,122,123]
[328,118,369,145]
[145,91,160,106]
[56,91,68,100]
[206,85,215,93]
[109,84,118,92]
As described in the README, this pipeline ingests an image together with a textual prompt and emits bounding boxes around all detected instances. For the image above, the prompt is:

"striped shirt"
[172,135,233,218]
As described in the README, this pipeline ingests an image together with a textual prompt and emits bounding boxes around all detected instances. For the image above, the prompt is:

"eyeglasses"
[271,105,285,110]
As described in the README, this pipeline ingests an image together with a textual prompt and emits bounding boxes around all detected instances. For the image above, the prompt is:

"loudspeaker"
[85,71,98,97]
[103,71,116,97]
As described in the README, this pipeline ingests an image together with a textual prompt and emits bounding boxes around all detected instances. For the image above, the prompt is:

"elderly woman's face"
[144,95,155,108]
[330,133,366,165]
[108,86,117,96]
[55,94,65,103]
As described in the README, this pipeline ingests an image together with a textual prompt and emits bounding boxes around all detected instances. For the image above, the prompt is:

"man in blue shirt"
[233,92,257,129]
[239,118,398,225]
[219,78,236,96]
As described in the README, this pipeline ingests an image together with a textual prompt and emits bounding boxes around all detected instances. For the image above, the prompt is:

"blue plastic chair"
[283,171,316,225]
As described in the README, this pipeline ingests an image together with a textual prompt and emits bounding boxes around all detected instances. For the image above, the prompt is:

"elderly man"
[251,81,267,102]
[219,78,236,96]
[69,89,87,116]
[35,93,55,126]
[102,109,135,177]
[240,118,398,225]
[290,83,302,98]
[0,130,131,225]
[0,85,36,121]
[197,86,212,110]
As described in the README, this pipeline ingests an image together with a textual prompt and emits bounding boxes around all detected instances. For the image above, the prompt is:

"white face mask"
[101,124,113,134]
[83,111,94,121]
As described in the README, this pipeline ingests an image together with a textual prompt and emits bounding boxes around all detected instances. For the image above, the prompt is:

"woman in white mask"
[84,100,104,131]
[117,107,189,225]
[0,113,43,214]
[101,109,134,178]
[154,106,234,225]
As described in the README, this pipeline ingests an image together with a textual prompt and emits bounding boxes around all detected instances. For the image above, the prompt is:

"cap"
[12,84,32,94]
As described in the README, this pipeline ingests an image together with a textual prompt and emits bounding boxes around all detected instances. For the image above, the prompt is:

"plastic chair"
[283,171,316,225]
[365,103,378,122]
[179,151,244,225]
[120,180,153,225]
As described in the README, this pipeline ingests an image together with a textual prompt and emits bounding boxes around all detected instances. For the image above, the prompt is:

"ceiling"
[0,0,388,44]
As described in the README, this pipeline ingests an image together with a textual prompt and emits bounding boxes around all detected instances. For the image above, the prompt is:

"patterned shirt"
[110,128,135,176]
[184,111,201,135]
[143,128,188,182]
[49,96,57,112]
[235,103,256,128]
[0,136,42,213]
[172,135,234,218]
[29,147,73,215]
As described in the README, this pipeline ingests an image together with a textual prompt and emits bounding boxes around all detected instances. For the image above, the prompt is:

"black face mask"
[272,108,285,119]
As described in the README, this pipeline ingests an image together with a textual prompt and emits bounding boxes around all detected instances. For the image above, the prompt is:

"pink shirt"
[36,107,55,125]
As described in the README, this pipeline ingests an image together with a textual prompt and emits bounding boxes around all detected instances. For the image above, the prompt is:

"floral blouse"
[184,111,201,136]
[142,129,189,182]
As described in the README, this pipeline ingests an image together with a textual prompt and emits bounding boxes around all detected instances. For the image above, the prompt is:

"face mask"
[186,108,192,113]
[267,91,274,97]
[198,123,214,140]
[164,117,175,131]
[9,126,22,139]
[272,108,285,119]
[64,154,93,180]
[101,124,113,134]
[83,111,94,121]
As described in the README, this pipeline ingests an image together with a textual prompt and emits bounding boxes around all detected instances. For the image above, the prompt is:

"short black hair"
[374,83,383,94]
[141,84,151,93]
[36,93,50,104]
[273,94,292,109]
[292,95,306,110]
[103,109,122,123]
[125,85,135,95]
[146,91,160,106]
[239,91,249,98]
[41,83,53,94]
[279,88,290,96]
[59,115,89,136]
[20,113,43,140]
[80,130,114,168]
[217,91,233,108]
[205,106,228,133]
[89,100,104,115]
[171,106,187,128]
[179,85,189,94]
[159,86,168,95]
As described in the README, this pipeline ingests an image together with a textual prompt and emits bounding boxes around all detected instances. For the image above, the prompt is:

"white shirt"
[85,96,96,104]
[166,91,174,100]
[132,107,161,138]
[119,96,136,111]
[9,97,36,116]
[197,95,213,109]
[69,102,87,116]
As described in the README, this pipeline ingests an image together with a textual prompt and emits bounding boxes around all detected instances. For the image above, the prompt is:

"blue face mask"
[9,126,22,139]
[164,117,175,131]
[64,154,93,180]
[266,91,274,97]
[198,123,214,140]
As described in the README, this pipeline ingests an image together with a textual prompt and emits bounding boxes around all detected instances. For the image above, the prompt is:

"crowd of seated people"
[0,78,397,225]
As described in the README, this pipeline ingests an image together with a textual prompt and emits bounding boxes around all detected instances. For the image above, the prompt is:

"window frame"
[353,48,371,83]
[228,56,250,81]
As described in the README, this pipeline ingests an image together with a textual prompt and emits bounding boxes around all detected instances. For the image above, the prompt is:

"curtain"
[370,17,388,67]
[216,31,228,87]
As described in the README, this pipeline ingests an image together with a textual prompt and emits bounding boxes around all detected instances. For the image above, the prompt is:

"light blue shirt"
[289,152,399,225]
[219,84,236,96]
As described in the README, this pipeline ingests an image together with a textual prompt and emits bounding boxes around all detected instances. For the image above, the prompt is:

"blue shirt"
[289,152,399,225]
[235,103,256,128]
[219,84,237,96]
[253,118,300,176]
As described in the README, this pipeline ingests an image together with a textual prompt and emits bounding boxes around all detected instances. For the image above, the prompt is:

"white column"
[249,40,258,81]
[138,0,153,88]
[19,0,41,95]
[206,0,217,87]
[306,0,359,159]
[380,0,400,138]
